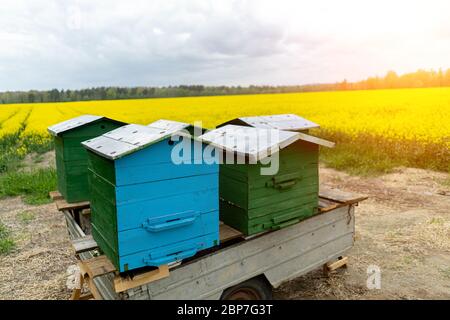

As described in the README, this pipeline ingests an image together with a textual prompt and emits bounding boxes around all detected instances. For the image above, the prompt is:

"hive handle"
[274,180,297,189]
[266,172,301,189]
[271,218,300,230]
[143,211,199,232]
[266,178,298,189]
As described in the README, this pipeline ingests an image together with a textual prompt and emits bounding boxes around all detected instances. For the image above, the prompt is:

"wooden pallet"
[51,191,92,235]
[49,191,64,201]
[50,191,90,212]
[71,254,171,300]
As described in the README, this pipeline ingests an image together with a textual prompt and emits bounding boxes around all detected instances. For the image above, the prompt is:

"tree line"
[337,68,450,90]
[1,68,449,104]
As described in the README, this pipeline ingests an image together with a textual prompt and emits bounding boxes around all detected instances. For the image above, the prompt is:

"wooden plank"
[78,259,109,300]
[323,256,348,276]
[70,273,83,301]
[63,210,84,237]
[318,198,339,212]
[86,276,103,300]
[72,235,98,254]
[326,256,348,271]
[49,191,63,201]
[219,223,243,243]
[79,256,116,279]
[319,186,368,205]
[69,273,94,301]
[78,293,94,300]
[114,265,170,293]
[55,198,90,211]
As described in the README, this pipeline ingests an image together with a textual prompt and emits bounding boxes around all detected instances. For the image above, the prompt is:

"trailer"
[54,187,367,300]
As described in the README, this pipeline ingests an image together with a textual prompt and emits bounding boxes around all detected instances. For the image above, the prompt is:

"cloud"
[0,0,449,90]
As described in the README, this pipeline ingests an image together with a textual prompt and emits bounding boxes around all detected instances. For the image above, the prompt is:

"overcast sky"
[1,0,449,91]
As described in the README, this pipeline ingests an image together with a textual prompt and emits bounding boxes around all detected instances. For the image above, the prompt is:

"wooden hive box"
[199,124,334,236]
[48,115,126,203]
[82,120,219,272]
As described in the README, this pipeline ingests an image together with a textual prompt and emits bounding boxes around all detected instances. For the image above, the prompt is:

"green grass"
[320,143,402,176]
[428,217,445,226]
[318,130,450,176]
[0,132,53,173]
[0,130,56,204]
[17,210,35,224]
[441,177,450,187]
[0,221,15,255]
[439,267,450,279]
[0,168,57,205]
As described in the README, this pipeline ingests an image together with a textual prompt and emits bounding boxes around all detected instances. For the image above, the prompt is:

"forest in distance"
[1,68,450,104]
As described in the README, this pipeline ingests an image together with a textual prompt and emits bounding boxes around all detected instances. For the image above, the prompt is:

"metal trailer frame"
[63,199,357,300]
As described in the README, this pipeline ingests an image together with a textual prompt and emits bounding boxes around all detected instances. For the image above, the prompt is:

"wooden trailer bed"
[54,186,366,300]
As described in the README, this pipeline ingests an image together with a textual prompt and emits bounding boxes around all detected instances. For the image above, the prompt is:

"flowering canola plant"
[0,87,449,153]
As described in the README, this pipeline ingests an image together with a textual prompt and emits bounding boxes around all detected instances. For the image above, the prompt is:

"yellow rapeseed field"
[0,87,449,171]
[0,87,446,142]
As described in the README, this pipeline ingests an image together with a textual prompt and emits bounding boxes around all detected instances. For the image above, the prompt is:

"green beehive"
[48,115,126,203]
[199,124,334,235]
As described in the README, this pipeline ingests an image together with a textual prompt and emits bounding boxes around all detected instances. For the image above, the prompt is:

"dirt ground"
[0,166,449,300]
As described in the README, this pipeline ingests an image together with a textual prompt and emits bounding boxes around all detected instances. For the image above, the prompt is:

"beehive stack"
[82,120,219,272]
[200,123,334,235]
[47,115,126,203]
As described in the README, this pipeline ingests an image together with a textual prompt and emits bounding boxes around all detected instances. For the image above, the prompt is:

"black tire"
[220,277,273,300]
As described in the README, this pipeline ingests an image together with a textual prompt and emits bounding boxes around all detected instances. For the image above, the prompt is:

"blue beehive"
[82,120,219,272]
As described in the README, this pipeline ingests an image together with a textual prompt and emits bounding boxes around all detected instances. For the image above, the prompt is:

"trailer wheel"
[220,277,273,300]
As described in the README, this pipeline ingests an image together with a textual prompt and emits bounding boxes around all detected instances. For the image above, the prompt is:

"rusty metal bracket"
[347,204,353,225]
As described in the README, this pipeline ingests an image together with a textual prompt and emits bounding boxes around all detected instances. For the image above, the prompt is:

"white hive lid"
[82,122,191,160]
[147,119,191,132]
[199,124,335,162]
[198,125,300,162]
[237,114,319,131]
[47,115,104,136]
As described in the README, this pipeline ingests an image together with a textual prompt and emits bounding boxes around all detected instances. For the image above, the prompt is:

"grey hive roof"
[221,114,319,131]
[147,119,191,132]
[199,124,334,162]
[82,121,191,160]
[47,115,105,136]
[199,125,300,162]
